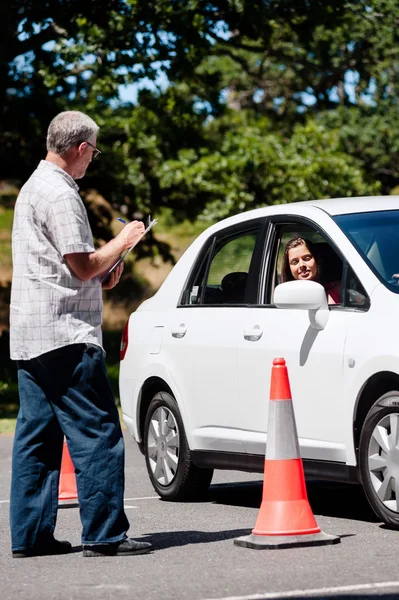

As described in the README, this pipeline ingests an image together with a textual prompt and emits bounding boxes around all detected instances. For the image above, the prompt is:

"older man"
[10,111,152,558]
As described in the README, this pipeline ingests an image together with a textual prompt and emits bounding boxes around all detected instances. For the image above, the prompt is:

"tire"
[143,391,213,501]
[359,391,399,528]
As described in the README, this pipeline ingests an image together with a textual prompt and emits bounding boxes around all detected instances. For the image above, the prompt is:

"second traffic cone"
[58,440,78,504]
[235,358,339,549]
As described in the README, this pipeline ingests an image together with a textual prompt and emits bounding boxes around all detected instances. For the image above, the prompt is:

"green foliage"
[106,363,121,404]
[156,207,211,239]
[2,1,399,244]
[318,105,399,193]
[0,209,13,231]
[0,381,19,419]
[159,112,380,220]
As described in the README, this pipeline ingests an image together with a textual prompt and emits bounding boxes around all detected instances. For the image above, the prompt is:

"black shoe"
[83,538,152,557]
[12,539,72,558]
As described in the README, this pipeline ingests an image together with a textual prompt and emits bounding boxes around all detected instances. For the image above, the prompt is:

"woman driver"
[280,237,341,305]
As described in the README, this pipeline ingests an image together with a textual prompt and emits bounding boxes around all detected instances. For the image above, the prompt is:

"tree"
[158,111,380,220]
[2,0,399,232]
[318,104,399,194]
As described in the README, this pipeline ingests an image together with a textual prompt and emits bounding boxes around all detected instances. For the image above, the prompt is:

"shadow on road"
[206,479,379,524]
[141,528,250,550]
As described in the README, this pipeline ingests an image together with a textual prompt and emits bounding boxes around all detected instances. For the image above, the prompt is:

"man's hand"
[65,220,146,281]
[118,220,145,251]
[101,262,124,290]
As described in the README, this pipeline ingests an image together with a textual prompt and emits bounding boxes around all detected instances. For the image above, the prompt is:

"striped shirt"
[10,160,103,360]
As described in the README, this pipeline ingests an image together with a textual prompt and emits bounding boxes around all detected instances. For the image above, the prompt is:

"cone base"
[234,530,340,550]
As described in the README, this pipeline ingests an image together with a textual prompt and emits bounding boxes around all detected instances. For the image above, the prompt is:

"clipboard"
[100,217,158,284]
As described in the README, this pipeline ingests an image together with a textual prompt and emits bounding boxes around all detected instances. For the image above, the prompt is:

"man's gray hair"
[46,111,99,155]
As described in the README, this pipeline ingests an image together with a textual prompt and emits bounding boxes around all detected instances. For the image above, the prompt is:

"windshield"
[334,210,399,293]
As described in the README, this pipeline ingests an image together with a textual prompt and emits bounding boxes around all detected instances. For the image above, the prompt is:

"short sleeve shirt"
[10,160,103,360]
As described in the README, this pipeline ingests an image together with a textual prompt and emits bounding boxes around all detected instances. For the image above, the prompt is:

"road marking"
[91,585,130,591]
[0,495,158,504]
[123,505,138,509]
[200,581,399,600]
[123,496,158,501]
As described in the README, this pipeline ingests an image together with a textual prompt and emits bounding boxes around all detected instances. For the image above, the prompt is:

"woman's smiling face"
[288,243,318,281]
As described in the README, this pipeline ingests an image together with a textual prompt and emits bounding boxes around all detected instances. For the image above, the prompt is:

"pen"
[118,217,152,227]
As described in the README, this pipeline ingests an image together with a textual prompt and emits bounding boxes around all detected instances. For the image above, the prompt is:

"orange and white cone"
[234,358,339,549]
[58,440,78,505]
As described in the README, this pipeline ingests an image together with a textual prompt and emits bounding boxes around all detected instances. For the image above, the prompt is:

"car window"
[334,210,399,294]
[345,266,370,309]
[183,228,259,306]
[266,223,344,306]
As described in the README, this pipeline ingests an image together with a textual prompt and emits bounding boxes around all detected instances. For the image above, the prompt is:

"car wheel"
[359,391,399,528]
[143,391,213,501]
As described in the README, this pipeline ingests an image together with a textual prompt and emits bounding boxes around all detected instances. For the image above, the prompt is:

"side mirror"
[273,280,329,330]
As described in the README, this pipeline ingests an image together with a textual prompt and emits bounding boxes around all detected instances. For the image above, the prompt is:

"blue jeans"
[10,344,129,551]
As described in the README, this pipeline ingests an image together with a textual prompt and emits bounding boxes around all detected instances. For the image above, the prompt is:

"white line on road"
[200,581,399,600]
[123,496,158,501]
[0,495,158,504]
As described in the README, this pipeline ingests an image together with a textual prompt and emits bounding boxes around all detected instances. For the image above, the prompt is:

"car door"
[236,218,368,463]
[169,219,265,453]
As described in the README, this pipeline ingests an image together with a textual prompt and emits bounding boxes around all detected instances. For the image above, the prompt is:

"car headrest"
[220,271,248,303]
[221,271,248,291]
[314,243,343,283]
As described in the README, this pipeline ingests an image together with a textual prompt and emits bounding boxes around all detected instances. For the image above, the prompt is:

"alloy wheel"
[368,412,399,512]
[147,406,180,486]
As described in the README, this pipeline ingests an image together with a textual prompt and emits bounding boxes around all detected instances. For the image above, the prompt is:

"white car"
[119,196,399,528]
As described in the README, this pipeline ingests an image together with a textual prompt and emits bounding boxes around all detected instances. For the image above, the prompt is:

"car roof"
[293,195,399,216]
[207,195,399,232]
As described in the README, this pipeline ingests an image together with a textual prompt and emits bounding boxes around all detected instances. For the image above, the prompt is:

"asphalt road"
[1,432,399,600]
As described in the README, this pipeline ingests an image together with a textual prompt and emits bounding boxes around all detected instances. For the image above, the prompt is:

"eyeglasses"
[86,141,101,159]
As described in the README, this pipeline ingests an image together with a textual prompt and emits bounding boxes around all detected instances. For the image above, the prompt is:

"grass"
[0,207,14,230]
[0,208,13,270]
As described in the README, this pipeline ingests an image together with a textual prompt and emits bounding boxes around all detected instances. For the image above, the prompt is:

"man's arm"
[65,220,145,281]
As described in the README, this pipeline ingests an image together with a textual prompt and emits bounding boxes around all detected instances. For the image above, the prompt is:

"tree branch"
[12,22,66,60]
[213,46,253,75]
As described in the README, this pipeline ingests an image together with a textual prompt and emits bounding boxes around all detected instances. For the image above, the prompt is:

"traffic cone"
[234,358,340,549]
[58,440,78,505]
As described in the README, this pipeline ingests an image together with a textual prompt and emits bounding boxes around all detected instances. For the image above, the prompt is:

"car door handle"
[243,325,263,341]
[171,323,187,338]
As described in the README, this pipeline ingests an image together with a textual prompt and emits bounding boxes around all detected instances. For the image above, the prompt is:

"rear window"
[181,225,261,306]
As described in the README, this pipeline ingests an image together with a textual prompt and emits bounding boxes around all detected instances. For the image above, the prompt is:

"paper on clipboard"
[101,217,158,283]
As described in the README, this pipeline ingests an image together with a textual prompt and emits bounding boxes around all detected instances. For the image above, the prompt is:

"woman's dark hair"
[280,237,320,283]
